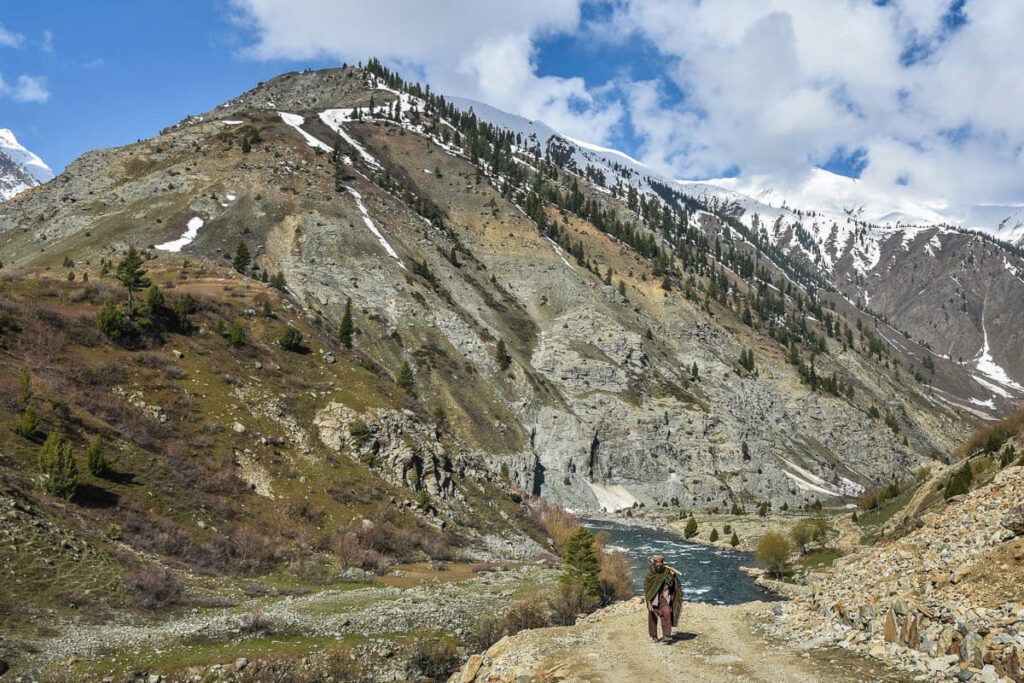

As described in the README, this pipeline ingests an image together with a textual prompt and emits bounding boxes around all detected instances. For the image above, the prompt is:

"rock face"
[768,464,1024,681]
[0,65,989,511]
[314,402,457,500]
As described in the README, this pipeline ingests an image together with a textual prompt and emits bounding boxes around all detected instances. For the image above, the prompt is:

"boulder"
[883,607,900,643]
[1001,506,1024,535]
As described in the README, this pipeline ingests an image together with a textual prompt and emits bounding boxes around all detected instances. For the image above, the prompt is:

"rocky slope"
[0,64,987,516]
[767,436,1024,681]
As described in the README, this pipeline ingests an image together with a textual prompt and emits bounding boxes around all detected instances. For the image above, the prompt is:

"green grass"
[794,548,844,570]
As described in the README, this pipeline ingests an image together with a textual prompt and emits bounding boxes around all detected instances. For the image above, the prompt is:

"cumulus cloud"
[0,23,24,48]
[230,0,1024,207]
[611,0,1024,206]
[228,0,621,143]
[0,74,51,103]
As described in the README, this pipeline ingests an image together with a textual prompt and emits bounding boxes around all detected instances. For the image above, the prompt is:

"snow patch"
[586,482,639,512]
[155,216,204,252]
[277,112,332,153]
[777,456,842,497]
[222,120,243,126]
[318,110,382,169]
[346,188,405,269]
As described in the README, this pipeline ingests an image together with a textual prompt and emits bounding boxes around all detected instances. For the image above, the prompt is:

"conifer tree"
[710,528,720,542]
[15,405,37,438]
[730,531,740,547]
[495,338,511,370]
[339,298,353,349]
[395,361,415,394]
[684,517,698,539]
[561,526,601,599]
[86,435,107,477]
[95,297,124,341]
[38,433,77,500]
[115,247,150,318]
[233,241,251,273]
[229,320,246,347]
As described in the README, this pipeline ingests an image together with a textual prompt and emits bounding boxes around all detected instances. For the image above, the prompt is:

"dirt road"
[458,599,912,682]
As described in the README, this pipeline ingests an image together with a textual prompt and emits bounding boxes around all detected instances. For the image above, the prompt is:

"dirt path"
[834,514,863,554]
[464,599,913,682]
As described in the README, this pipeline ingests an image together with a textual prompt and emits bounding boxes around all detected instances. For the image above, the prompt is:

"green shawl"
[643,566,682,627]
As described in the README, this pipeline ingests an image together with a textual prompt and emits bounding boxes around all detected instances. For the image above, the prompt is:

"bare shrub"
[332,531,364,568]
[524,495,579,552]
[124,565,182,610]
[239,609,273,634]
[408,636,462,680]
[361,548,391,574]
[598,551,635,605]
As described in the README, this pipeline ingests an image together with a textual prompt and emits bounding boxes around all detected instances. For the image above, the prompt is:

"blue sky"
[2,1,1023,208]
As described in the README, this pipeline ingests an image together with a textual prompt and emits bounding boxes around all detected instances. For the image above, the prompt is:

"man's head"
[652,554,665,569]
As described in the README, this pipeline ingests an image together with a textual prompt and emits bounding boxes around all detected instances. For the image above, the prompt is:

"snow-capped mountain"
[0,128,53,201]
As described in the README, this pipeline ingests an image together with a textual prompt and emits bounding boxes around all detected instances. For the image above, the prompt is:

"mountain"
[0,62,994,521]
[0,128,53,201]
[3,59,1024,680]
[695,168,1024,245]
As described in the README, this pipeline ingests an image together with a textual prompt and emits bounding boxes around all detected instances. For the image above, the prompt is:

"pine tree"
[339,298,353,349]
[115,247,150,318]
[173,293,195,330]
[561,526,601,599]
[229,320,246,347]
[709,528,720,542]
[684,517,698,539]
[691,362,699,380]
[233,241,251,273]
[38,433,77,500]
[730,531,740,547]
[278,326,303,351]
[145,284,164,312]
[269,272,286,291]
[18,367,31,406]
[395,361,415,394]
[15,405,37,438]
[495,338,511,370]
[86,435,107,477]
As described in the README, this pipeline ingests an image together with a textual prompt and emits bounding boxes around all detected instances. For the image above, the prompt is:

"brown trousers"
[647,600,671,638]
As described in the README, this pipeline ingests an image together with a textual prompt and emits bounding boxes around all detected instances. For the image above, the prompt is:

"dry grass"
[955,407,1024,459]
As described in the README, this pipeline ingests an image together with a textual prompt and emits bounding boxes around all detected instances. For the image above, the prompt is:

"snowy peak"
[0,128,53,201]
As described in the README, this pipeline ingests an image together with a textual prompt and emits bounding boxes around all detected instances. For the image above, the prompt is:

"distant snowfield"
[319,110,382,169]
[0,128,53,183]
[155,216,204,252]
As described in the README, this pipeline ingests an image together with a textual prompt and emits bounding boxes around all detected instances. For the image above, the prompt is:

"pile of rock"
[768,465,1024,681]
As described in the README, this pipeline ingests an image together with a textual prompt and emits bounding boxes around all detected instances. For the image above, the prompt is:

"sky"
[2,0,1023,209]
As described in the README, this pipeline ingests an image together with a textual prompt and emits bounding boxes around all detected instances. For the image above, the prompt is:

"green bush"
[395,360,414,393]
[943,462,974,499]
[730,531,739,547]
[756,532,792,578]
[95,297,124,340]
[561,527,601,599]
[709,528,719,542]
[278,326,303,351]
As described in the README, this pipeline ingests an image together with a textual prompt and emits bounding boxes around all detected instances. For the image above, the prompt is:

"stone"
[963,632,985,667]
[459,654,483,682]
[0,659,7,676]
[235,657,248,671]
[172,349,184,359]
[1001,506,1024,535]
[884,607,900,643]
[324,353,335,364]
[233,421,246,433]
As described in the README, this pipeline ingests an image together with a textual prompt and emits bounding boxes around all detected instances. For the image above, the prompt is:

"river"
[583,519,779,605]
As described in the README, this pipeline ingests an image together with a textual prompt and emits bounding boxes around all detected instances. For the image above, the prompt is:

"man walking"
[644,555,681,642]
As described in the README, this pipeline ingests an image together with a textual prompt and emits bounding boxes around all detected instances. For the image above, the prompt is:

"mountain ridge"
[0,128,52,201]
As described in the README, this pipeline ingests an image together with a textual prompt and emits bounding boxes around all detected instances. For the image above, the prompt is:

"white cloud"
[0,23,24,48]
[0,74,50,103]
[228,0,621,143]
[229,0,1024,207]
[42,29,54,53]
[611,0,1024,206]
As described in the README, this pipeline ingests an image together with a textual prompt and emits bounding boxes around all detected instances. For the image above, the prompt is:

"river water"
[583,519,779,605]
